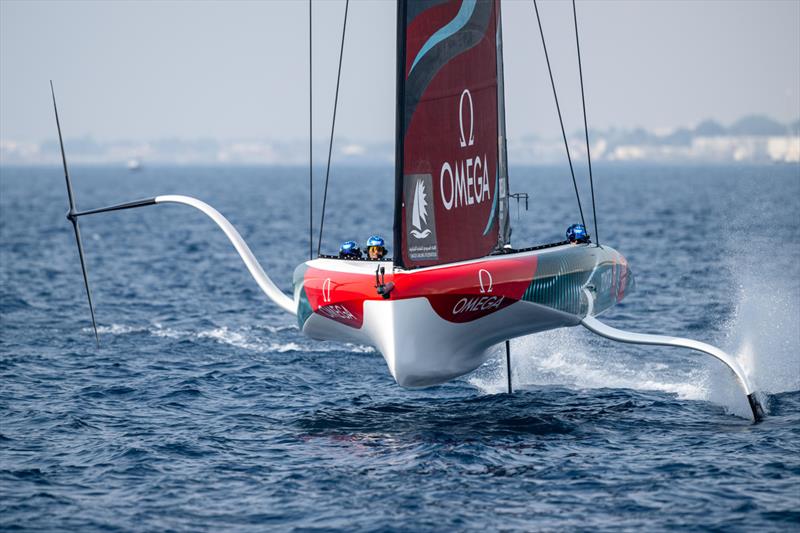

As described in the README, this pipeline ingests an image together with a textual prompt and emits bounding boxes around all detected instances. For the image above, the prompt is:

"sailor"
[566,223,590,244]
[338,240,362,259]
[366,235,388,260]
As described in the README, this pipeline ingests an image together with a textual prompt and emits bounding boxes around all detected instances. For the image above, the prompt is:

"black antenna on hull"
[505,340,512,394]
[50,81,100,346]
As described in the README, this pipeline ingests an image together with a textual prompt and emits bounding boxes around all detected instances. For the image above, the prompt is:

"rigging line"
[572,0,599,246]
[308,0,313,260]
[533,0,586,230]
[317,0,349,258]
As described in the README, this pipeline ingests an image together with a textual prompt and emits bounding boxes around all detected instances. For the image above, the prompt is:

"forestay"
[394,0,510,269]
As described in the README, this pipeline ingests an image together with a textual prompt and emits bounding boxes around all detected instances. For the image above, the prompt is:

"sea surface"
[1,164,798,531]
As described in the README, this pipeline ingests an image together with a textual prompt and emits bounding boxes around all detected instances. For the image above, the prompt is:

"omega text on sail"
[439,155,491,210]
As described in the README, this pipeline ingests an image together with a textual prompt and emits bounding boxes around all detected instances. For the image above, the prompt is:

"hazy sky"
[1,0,798,145]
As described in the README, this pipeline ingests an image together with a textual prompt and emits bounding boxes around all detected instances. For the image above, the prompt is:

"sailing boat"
[52,0,764,421]
[289,0,632,388]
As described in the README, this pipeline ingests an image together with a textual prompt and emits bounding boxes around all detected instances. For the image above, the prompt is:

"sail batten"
[394,0,508,269]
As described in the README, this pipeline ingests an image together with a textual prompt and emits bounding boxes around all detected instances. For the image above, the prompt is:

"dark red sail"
[394,0,509,268]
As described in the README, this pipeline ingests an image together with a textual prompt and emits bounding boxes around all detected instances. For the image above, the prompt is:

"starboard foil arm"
[67,194,297,314]
[155,195,295,314]
[580,290,763,422]
[70,195,296,316]
[52,83,295,347]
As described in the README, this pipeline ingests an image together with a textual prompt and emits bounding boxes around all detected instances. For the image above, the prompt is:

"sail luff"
[495,0,511,247]
[393,0,408,268]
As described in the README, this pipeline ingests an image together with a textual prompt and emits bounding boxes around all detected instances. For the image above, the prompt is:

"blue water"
[1,164,798,531]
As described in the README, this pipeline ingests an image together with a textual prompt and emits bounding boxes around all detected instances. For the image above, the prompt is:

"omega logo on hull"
[452,295,505,315]
[322,278,332,303]
[478,269,493,293]
[318,304,356,321]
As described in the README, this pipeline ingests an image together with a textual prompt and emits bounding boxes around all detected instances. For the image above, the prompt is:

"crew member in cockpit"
[339,240,362,259]
[366,235,387,260]
[566,223,590,244]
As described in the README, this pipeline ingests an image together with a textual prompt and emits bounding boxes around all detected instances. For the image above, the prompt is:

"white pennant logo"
[410,178,432,239]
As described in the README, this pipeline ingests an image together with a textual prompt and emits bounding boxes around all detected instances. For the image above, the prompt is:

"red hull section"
[303,254,539,329]
[299,244,633,332]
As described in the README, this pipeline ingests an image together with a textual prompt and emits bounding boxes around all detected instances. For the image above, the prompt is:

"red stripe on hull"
[303,255,538,329]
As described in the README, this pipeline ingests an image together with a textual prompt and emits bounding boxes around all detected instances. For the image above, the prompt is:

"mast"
[393,0,408,268]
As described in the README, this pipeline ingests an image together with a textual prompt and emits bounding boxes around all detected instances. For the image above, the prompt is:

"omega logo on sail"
[440,88,491,211]
[459,89,475,148]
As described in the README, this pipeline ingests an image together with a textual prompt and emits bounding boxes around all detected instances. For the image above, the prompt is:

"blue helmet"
[339,240,362,258]
[366,235,385,248]
[566,224,590,243]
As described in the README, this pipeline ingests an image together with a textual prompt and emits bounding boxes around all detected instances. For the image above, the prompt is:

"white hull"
[303,294,579,387]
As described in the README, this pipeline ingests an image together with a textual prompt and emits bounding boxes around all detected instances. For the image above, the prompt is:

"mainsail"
[394,0,510,269]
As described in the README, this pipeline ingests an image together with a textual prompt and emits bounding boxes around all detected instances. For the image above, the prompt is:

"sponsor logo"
[318,304,357,321]
[452,295,505,315]
[459,89,474,148]
[440,88,492,211]
[600,268,612,291]
[322,278,332,303]
[440,157,491,210]
[478,269,493,293]
[404,174,439,260]
[409,178,432,239]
